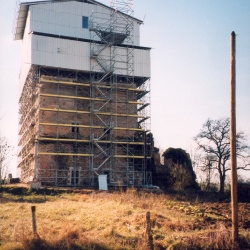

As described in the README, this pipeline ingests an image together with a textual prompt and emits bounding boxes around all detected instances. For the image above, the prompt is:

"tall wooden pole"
[230,31,238,243]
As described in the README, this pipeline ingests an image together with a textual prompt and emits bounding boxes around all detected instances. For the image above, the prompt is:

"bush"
[238,181,250,202]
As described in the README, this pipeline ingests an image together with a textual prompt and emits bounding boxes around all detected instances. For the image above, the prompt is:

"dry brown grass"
[0,187,250,249]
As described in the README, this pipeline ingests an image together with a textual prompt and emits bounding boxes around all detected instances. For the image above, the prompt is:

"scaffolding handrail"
[40,93,144,105]
[17,151,35,168]
[40,93,103,101]
[39,137,89,142]
[38,152,145,158]
[18,138,35,157]
[39,122,144,131]
[40,78,145,92]
[38,152,92,156]
[39,108,144,118]
[38,137,145,145]
[40,79,90,87]
[114,155,145,159]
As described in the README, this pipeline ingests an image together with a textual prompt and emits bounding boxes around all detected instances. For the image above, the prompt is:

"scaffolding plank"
[38,137,89,142]
[40,93,143,105]
[40,79,145,92]
[38,152,92,156]
[114,127,144,131]
[138,103,150,111]
[40,108,89,114]
[137,90,149,99]
[38,137,145,145]
[138,116,150,124]
[39,122,144,131]
[96,112,143,118]
[129,101,144,105]
[39,122,103,129]
[40,79,90,87]
[98,140,145,145]
[40,93,104,101]
[39,108,144,118]
[114,155,145,159]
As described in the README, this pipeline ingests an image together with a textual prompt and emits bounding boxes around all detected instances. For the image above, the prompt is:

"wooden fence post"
[146,211,154,250]
[31,206,38,237]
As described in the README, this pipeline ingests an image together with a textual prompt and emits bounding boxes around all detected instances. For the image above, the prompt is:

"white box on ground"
[98,175,108,190]
[30,181,41,190]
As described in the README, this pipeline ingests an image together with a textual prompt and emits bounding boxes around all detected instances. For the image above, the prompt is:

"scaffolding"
[17,0,152,187]
[88,0,151,187]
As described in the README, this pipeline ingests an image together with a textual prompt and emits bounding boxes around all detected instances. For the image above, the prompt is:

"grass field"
[0,185,250,250]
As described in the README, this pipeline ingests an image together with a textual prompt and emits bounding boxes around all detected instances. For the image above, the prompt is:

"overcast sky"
[0,0,250,177]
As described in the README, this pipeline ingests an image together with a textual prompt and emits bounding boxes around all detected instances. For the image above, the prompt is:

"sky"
[0,0,250,177]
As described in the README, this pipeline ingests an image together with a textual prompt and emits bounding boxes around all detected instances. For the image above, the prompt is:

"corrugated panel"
[30,2,93,40]
[134,49,151,78]
[31,35,90,71]
[28,1,140,45]
[94,46,150,77]
[113,47,150,77]
[31,34,150,77]
[133,23,140,45]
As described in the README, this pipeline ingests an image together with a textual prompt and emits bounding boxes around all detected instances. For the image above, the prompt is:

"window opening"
[71,123,79,133]
[82,16,89,29]
[71,169,79,185]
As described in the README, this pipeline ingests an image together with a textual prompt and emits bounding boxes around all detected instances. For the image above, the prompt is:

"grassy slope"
[0,185,250,250]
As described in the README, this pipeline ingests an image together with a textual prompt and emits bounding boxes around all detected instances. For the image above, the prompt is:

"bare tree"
[0,137,13,185]
[194,118,250,193]
[193,153,219,191]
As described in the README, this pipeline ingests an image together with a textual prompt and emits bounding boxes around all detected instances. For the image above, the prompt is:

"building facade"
[14,0,151,187]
